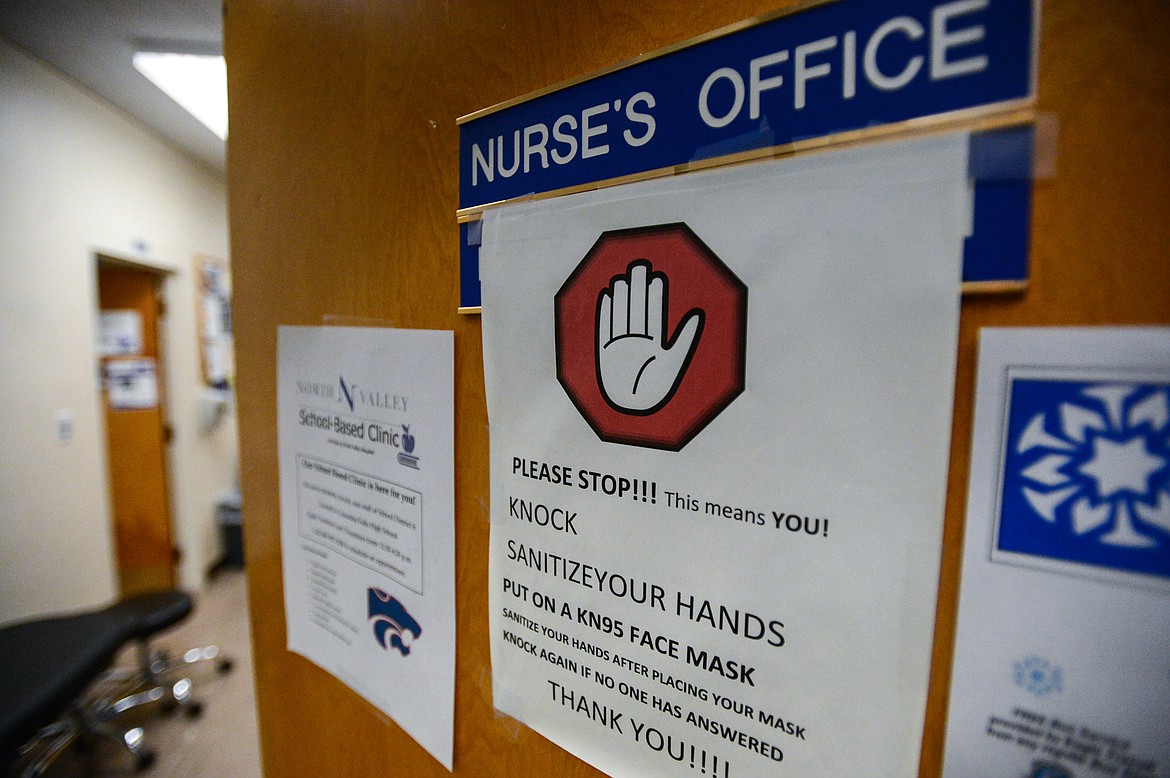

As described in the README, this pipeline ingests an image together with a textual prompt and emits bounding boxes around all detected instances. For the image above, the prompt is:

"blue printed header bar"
[458,0,1036,210]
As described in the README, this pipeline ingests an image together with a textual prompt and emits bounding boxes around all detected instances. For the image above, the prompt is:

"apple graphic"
[402,424,415,454]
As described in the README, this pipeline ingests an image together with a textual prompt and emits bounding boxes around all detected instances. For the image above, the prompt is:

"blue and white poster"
[481,133,973,776]
[277,326,455,770]
[944,327,1170,778]
[458,0,1040,307]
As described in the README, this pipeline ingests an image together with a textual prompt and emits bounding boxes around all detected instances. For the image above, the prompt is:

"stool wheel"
[135,749,157,772]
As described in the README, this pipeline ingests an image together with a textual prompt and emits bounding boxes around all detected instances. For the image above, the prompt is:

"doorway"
[97,258,177,596]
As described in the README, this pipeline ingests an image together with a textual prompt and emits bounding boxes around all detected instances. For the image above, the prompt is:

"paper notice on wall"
[480,133,972,776]
[943,327,1170,778]
[277,326,455,770]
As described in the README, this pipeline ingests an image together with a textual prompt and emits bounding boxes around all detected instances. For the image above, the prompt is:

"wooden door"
[225,1,1170,776]
[98,261,176,596]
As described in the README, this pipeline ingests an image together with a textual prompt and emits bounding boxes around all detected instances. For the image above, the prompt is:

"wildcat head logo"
[1028,761,1073,778]
[367,588,421,656]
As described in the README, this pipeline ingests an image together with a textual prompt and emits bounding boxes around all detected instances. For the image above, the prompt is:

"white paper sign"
[480,134,972,776]
[106,358,157,409]
[99,310,143,356]
[277,326,455,770]
[944,327,1170,778]
[203,339,230,384]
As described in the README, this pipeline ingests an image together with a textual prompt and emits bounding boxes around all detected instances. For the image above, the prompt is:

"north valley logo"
[335,375,410,414]
[339,375,356,411]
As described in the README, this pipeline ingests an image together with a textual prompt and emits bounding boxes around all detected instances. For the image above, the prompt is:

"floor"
[38,571,262,777]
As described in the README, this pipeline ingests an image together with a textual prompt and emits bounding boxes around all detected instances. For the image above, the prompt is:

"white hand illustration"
[597,260,703,413]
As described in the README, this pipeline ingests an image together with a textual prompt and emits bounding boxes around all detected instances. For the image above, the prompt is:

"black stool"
[0,610,155,776]
[0,590,233,776]
[100,591,233,718]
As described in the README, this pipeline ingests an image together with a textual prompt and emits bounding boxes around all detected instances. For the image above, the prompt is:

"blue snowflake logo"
[1014,656,1063,697]
[998,380,1170,581]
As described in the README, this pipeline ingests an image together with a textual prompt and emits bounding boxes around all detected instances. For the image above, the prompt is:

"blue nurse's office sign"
[458,0,1039,308]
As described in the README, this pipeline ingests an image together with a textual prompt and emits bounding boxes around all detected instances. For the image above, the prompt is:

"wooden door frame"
[94,252,179,594]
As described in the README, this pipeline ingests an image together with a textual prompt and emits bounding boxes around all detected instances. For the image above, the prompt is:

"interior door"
[98,260,176,596]
[225,1,1170,776]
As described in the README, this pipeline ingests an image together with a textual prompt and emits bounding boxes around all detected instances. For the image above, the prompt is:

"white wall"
[0,38,237,621]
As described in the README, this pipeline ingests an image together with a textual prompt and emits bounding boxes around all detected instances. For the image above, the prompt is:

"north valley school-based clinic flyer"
[277,326,455,770]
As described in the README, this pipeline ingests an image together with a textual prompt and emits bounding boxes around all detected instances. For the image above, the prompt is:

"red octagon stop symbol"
[555,223,747,451]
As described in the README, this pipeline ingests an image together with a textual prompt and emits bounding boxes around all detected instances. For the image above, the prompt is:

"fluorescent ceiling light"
[132,51,228,140]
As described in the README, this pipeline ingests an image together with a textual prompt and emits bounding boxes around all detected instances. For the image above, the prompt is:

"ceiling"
[0,0,226,172]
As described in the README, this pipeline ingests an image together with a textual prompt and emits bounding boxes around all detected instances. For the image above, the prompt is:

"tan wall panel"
[225,1,1169,775]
